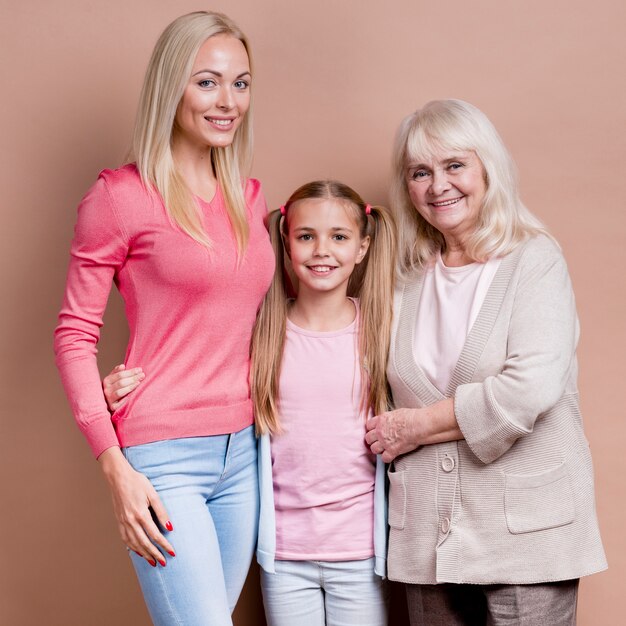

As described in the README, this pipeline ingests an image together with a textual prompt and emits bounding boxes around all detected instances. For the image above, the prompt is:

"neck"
[289,289,355,332]
[441,234,473,267]
[171,135,217,202]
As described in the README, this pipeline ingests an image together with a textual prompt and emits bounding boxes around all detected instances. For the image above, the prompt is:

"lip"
[429,196,464,209]
[204,116,237,131]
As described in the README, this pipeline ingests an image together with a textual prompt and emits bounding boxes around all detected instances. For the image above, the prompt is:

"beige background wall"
[1,0,624,624]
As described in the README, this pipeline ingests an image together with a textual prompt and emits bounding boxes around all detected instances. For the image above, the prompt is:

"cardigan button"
[441,517,451,534]
[441,455,455,472]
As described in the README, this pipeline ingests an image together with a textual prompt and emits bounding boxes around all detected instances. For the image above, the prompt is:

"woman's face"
[175,34,251,151]
[406,149,487,246]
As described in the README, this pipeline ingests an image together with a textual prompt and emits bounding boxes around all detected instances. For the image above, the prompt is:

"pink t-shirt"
[271,309,376,561]
[414,252,501,393]
[54,165,275,457]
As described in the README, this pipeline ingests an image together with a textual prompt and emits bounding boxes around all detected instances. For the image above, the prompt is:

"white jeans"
[261,557,388,626]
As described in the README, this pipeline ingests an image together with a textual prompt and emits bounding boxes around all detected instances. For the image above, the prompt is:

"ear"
[355,235,371,264]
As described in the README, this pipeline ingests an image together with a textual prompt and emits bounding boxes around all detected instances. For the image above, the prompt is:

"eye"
[410,169,430,181]
[234,80,250,90]
[448,162,464,171]
[198,79,216,88]
[297,234,313,241]
[332,234,348,241]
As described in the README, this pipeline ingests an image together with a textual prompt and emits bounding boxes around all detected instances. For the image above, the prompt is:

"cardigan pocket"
[504,462,575,534]
[388,468,407,530]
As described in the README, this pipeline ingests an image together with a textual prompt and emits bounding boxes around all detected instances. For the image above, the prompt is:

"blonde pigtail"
[357,205,397,417]
[250,210,289,435]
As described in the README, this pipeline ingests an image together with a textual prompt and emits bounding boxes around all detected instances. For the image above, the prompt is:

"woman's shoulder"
[96,163,146,197]
[244,178,268,214]
[514,233,563,266]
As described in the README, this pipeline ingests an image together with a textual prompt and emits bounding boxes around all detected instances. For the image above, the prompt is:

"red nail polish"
[168,550,176,557]
[159,559,166,567]
[165,521,173,531]
[134,551,142,557]
[148,559,157,567]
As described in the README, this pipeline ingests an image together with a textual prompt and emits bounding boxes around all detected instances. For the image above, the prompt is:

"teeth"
[432,197,461,207]
[208,118,232,126]
[309,266,334,272]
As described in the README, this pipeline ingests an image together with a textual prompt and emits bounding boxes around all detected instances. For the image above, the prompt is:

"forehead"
[287,198,360,228]
[192,34,250,73]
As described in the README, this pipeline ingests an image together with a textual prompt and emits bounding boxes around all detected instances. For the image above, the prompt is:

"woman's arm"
[366,398,462,463]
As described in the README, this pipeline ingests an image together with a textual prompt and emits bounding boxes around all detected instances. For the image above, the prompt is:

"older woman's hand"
[366,409,421,463]
[366,398,463,462]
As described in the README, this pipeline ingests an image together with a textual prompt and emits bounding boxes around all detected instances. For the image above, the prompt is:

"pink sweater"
[54,165,275,458]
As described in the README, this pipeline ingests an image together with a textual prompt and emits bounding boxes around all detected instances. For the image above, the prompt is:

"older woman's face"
[406,150,486,245]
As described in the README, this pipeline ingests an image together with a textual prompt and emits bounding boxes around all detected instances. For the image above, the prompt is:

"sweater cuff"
[455,383,528,464]
[80,417,120,458]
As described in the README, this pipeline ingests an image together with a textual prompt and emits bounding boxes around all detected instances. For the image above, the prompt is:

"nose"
[217,86,235,111]
[313,239,330,257]
[429,168,451,196]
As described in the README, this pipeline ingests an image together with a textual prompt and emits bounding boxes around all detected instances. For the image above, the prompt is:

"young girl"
[104,180,396,625]
[251,180,396,626]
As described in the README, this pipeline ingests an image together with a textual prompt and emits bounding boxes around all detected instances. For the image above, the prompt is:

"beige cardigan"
[387,235,607,584]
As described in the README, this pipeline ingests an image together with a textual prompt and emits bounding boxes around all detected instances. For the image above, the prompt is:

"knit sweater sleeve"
[54,173,129,458]
[454,237,578,464]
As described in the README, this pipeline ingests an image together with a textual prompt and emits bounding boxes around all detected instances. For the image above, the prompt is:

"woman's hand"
[103,364,144,411]
[366,409,421,463]
[98,447,175,567]
[366,399,462,462]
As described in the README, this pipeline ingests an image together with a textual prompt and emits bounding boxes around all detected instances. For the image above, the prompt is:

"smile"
[430,197,463,208]
[205,117,236,129]
[307,265,337,274]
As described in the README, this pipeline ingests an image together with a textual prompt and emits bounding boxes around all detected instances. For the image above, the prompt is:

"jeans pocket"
[504,462,575,534]
[388,469,407,530]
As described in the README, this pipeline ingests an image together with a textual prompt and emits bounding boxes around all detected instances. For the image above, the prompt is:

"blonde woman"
[54,12,274,625]
[365,100,607,625]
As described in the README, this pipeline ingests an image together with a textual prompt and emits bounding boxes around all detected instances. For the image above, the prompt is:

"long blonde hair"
[251,180,397,435]
[391,99,551,277]
[129,11,253,255]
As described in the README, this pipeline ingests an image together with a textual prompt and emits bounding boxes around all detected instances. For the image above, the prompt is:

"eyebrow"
[191,69,251,78]
[292,226,354,232]
[407,154,470,169]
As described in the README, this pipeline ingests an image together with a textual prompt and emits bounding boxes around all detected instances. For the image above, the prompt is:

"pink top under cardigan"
[54,164,275,458]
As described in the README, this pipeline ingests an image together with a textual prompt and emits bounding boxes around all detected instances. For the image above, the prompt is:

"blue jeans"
[122,426,259,626]
[261,558,388,626]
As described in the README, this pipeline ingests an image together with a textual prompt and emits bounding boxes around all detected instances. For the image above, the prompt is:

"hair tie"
[279,205,286,216]
[364,203,372,215]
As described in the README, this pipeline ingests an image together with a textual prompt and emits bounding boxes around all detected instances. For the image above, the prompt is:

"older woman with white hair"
[366,99,607,625]
[54,12,274,625]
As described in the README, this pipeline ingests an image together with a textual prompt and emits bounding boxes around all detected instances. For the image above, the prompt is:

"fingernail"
[148,559,157,567]
[165,521,173,531]
[134,551,142,557]
[159,558,166,567]
[168,550,176,557]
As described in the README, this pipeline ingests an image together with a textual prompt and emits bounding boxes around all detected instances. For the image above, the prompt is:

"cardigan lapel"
[394,243,526,401]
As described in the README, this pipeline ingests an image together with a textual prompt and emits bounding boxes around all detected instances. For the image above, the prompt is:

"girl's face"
[285,198,370,298]
[174,34,251,152]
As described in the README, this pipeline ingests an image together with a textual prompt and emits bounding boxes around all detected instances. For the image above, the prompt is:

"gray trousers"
[405,579,579,626]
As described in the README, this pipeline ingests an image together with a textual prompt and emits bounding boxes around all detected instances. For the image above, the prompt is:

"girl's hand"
[99,447,175,566]
[103,364,144,411]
